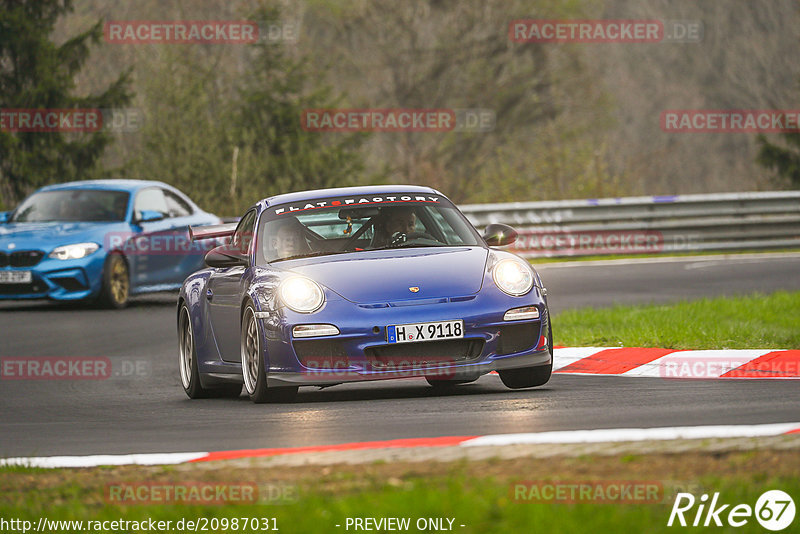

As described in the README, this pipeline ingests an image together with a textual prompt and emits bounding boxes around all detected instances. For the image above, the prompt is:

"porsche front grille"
[293,339,350,369]
[365,339,484,368]
[496,321,541,355]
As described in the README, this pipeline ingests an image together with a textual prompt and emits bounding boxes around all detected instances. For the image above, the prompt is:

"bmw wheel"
[241,303,298,403]
[98,252,130,308]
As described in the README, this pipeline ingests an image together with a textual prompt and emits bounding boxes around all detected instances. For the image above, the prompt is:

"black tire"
[179,304,242,399]
[98,252,130,308]
[498,321,553,389]
[241,303,298,404]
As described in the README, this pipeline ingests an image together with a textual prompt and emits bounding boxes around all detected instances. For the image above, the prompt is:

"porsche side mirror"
[482,223,518,247]
[205,245,249,268]
[0,211,9,224]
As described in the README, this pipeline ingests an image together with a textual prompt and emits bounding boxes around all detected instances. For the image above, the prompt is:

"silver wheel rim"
[241,307,260,395]
[179,307,193,389]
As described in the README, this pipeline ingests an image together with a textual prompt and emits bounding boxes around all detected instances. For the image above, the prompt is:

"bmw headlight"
[49,242,99,260]
[278,276,324,313]
[493,258,534,296]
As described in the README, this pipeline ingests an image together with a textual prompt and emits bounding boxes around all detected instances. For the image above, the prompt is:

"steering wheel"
[389,231,438,246]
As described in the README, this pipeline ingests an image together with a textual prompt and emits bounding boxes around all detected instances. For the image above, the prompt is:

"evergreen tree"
[231,6,368,210]
[0,0,132,208]
[757,132,800,187]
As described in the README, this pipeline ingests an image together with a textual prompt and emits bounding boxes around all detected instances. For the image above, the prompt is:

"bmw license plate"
[0,271,32,284]
[387,320,464,344]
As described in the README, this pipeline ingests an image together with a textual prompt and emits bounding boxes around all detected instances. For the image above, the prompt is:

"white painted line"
[0,452,208,469]
[4,422,799,469]
[460,422,800,447]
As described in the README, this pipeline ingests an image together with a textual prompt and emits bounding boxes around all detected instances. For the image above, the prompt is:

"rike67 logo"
[668,490,795,531]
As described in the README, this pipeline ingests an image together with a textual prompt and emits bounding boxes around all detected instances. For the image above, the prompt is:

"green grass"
[554,291,800,349]
[1,466,797,533]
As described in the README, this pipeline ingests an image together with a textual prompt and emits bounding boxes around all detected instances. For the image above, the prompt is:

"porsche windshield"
[257,199,483,263]
[11,190,130,223]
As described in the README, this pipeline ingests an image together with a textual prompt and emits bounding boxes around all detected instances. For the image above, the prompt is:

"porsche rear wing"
[189,223,237,241]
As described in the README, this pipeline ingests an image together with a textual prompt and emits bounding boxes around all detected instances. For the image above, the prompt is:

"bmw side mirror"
[205,245,249,268]
[135,210,165,224]
[483,223,518,247]
[0,211,8,224]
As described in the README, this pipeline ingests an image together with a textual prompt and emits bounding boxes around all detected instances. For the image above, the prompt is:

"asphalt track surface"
[1,254,798,457]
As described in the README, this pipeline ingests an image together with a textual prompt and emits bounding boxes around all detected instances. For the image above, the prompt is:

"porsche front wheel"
[241,304,298,403]
[498,321,553,389]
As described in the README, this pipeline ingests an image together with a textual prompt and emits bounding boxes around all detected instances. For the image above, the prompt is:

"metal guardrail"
[459,191,800,257]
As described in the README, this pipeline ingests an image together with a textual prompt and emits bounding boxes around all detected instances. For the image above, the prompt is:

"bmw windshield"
[11,190,130,223]
[256,194,483,264]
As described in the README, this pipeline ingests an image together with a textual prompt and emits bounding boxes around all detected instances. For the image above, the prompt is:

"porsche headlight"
[493,258,534,296]
[49,242,99,260]
[278,276,324,313]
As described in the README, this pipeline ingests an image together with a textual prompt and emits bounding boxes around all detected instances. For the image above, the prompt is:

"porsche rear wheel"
[179,305,242,399]
[241,304,298,403]
[98,253,130,309]
[498,321,553,389]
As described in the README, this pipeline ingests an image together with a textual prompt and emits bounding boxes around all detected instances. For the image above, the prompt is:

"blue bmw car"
[0,180,220,308]
[178,185,553,402]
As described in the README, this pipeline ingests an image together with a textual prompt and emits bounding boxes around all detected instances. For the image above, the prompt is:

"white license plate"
[387,320,464,344]
[0,271,32,284]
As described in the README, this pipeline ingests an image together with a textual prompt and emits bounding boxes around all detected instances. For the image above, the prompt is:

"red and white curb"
[3,422,799,469]
[552,347,800,379]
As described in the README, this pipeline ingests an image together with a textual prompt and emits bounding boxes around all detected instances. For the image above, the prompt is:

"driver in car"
[53,196,75,220]
[372,206,417,247]
[269,219,312,260]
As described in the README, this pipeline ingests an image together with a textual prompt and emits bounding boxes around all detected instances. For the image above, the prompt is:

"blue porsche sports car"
[178,185,552,402]
[0,180,220,308]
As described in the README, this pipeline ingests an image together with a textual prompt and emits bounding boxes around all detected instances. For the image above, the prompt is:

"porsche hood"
[284,247,489,304]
